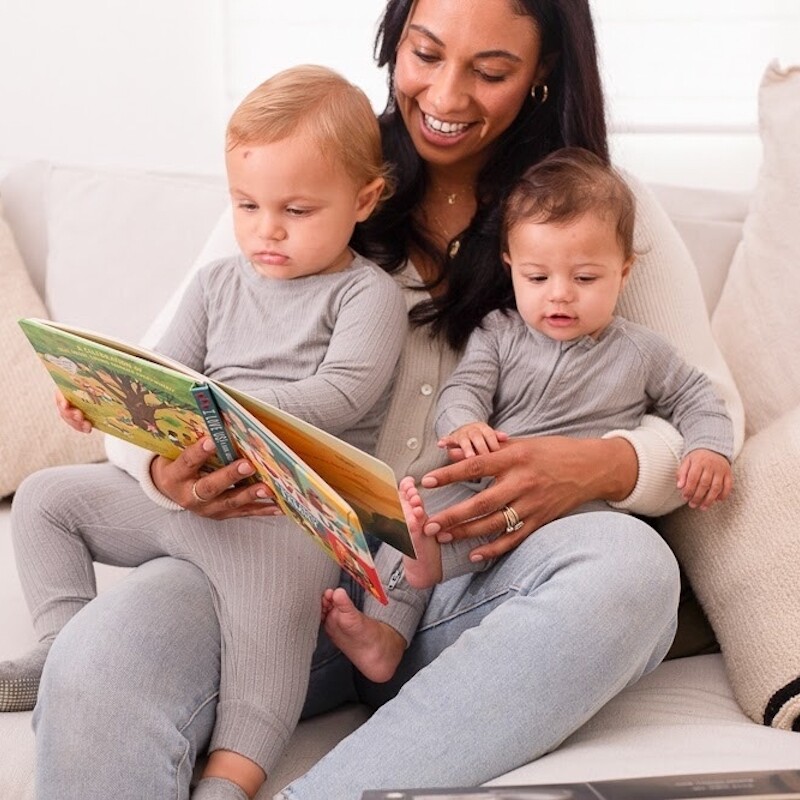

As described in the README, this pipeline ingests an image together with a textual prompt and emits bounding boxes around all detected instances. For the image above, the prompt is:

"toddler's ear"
[621,255,636,286]
[355,178,385,221]
[501,252,512,273]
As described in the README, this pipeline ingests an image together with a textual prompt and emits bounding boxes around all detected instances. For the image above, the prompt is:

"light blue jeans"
[34,511,680,800]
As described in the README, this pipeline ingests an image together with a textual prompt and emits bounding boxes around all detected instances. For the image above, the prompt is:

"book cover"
[19,317,414,604]
[359,769,800,800]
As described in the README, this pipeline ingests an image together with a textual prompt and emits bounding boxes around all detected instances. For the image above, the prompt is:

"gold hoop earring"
[530,84,549,105]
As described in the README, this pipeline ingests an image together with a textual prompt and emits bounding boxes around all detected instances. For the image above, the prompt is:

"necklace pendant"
[448,238,461,258]
[446,193,457,205]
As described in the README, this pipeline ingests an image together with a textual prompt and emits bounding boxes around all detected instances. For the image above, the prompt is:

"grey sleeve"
[434,323,501,438]
[257,274,408,435]
[641,332,735,461]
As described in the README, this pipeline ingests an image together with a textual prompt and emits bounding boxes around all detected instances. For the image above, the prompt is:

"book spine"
[191,384,237,464]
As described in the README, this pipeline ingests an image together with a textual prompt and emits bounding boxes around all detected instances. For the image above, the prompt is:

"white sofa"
[1,158,798,800]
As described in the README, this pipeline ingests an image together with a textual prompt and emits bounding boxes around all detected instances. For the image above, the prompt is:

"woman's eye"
[476,70,506,83]
[413,49,438,64]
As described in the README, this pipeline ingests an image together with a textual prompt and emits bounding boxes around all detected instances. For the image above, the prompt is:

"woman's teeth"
[424,113,469,136]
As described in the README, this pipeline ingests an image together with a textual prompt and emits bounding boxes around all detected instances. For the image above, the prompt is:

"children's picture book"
[360,769,800,800]
[19,317,416,605]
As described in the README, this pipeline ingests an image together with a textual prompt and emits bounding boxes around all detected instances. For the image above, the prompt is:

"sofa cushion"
[649,183,748,314]
[0,200,105,499]
[711,62,800,436]
[44,166,226,344]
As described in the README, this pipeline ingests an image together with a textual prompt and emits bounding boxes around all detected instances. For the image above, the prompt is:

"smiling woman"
[24,1,745,799]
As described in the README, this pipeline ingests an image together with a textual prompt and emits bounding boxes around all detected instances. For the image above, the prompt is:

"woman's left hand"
[419,435,638,561]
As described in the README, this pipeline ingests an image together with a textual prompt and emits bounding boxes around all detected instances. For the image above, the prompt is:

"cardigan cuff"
[602,415,685,517]
[104,435,184,512]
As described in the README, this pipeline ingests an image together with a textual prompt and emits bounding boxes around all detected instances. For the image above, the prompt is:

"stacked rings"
[501,505,524,534]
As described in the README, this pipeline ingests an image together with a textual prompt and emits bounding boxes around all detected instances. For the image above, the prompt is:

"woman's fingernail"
[256,488,268,498]
[423,522,441,535]
[238,462,254,475]
[420,476,438,488]
[202,439,216,452]
[437,533,453,543]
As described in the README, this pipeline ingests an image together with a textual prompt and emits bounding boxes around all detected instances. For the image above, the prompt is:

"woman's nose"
[428,63,469,115]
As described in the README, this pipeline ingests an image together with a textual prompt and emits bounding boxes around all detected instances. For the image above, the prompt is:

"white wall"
[1,1,798,189]
[0,0,228,176]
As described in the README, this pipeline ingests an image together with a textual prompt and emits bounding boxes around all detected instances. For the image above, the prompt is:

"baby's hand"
[55,390,93,434]
[677,448,733,510]
[438,422,508,458]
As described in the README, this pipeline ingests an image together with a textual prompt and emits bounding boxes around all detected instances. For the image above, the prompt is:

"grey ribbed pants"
[11,462,339,773]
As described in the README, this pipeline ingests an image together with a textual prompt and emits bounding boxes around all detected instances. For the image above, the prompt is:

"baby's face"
[226,131,380,280]
[504,211,633,341]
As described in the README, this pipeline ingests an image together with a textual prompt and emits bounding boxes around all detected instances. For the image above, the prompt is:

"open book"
[360,769,800,799]
[19,317,415,605]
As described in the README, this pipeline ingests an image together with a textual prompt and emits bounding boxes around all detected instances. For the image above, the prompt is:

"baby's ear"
[501,252,512,272]
[620,255,636,286]
[355,178,385,221]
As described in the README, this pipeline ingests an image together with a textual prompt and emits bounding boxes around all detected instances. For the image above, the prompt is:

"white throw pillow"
[711,62,800,436]
[0,199,105,498]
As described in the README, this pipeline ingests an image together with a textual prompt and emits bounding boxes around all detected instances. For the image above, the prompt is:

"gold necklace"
[433,183,467,207]
[428,210,462,258]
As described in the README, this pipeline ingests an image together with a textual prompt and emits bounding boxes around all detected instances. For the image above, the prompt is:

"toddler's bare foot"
[323,587,405,683]
[399,476,442,588]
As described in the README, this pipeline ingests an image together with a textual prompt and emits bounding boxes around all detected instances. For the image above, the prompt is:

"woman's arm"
[609,173,744,510]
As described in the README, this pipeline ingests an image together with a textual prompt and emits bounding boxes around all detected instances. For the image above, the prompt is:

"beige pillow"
[0,199,105,498]
[711,62,800,436]
[661,405,800,730]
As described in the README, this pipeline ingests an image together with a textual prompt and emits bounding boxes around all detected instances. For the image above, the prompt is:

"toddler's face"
[504,211,633,341]
[226,131,381,280]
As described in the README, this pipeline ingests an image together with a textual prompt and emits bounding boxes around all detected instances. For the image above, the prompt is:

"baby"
[323,146,734,684]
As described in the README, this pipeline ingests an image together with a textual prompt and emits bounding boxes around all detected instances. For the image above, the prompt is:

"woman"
[33,0,742,798]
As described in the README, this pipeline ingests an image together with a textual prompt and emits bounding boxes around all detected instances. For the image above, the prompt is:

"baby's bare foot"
[323,588,405,683]
[399,477,442,588]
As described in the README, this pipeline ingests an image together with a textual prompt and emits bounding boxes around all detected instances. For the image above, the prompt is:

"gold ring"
[501,505,524,534]
[191,480,211,504]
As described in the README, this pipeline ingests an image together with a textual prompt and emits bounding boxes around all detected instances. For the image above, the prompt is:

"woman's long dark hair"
[350,0,609,351]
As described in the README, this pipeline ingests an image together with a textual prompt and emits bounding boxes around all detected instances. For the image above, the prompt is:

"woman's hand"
[55,390,93,433]
[151,437,282,520]
[419,435,638,561]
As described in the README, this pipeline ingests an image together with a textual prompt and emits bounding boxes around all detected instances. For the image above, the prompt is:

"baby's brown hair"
[502,147,635,260]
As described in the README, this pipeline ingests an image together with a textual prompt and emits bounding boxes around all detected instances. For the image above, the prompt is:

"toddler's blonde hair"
[227,64,391,198]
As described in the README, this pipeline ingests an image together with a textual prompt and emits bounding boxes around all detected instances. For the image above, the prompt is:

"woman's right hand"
[55,390,93,433]
[151,436,282,520]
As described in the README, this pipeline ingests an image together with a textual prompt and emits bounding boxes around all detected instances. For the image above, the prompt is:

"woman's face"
[393,0,545,174]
